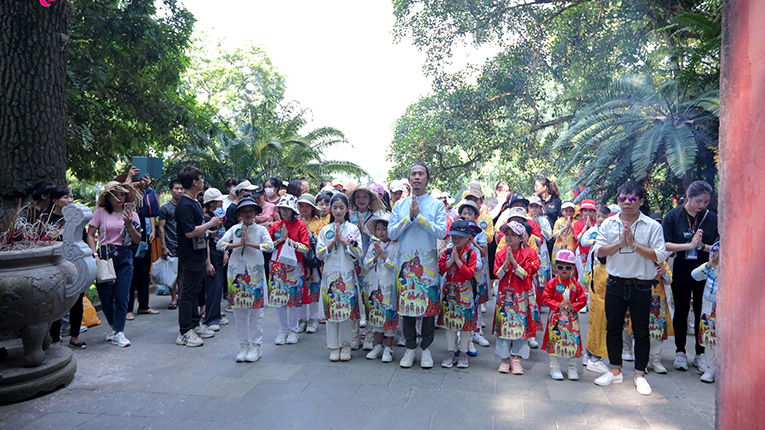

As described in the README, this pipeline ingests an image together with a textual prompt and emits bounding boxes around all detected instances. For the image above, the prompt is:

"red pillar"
[719,0,765,428]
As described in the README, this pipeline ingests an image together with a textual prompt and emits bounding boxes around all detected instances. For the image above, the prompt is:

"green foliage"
[67,0,209,182]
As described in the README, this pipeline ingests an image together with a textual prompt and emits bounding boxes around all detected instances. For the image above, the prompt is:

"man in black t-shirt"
[175,166,224,347]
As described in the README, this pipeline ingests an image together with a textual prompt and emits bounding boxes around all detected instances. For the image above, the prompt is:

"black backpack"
[303,233,322,269]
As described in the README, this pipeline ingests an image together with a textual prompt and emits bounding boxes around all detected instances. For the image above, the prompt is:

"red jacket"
[269,218,310,264]
[439,245,477,281]
[542,276,587,312]
[494,246,539,294]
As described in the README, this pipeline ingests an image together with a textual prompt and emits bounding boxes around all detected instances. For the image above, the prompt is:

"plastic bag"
[82,295,101,327]
[151,256,178,286]
[276,244,298,267]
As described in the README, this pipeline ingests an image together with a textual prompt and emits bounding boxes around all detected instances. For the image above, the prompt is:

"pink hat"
[554,249,576,264]
[528,195,543,207]
[580,199,597,211]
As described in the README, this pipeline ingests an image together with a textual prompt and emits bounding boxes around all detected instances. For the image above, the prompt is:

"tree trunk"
[0,0,70,204]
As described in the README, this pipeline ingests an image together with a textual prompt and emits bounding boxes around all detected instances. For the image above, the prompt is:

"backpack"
[303,233,322,269]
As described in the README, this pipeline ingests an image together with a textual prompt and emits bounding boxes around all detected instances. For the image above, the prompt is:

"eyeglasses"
[618,195,638,204]
[556,264,574,271]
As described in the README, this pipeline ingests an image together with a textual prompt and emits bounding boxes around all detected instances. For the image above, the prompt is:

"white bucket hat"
[275,194,300,215]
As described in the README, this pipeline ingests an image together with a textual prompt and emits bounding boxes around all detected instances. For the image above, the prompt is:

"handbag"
[96,210,117,283]
[303,233,322,269]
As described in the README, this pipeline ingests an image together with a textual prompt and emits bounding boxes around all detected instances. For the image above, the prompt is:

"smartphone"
[125,202,134,213]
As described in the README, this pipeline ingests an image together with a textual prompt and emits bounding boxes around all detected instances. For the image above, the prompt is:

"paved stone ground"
[0,294,715,430]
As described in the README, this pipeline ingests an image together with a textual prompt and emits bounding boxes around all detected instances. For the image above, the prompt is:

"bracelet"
[698,242,704,251]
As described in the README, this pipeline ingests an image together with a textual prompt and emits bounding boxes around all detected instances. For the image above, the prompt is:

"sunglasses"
[556,264,574,271]
[618,195,638,204]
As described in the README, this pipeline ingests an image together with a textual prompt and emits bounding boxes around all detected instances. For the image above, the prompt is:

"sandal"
[167,303,178,310]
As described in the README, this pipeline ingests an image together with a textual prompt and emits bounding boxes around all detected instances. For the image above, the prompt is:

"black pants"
[129,252,151,312]
[605,277,652,374]
[672,282,705,356]
[402,316,435,350]
[50,293,85,343]
[178,260,204,334]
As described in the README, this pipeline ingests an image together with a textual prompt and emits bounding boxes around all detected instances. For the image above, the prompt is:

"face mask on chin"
[264,187,275,197]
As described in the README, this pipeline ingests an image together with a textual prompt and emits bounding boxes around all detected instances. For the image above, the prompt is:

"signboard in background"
[131,156,163,179]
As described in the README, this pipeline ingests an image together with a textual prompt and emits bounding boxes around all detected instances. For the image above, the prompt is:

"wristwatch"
[92,252,98,258]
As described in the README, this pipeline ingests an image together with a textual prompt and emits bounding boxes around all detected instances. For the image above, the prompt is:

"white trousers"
[234,308,263,344]
[445,330,472,352]
[650,339,663,359]
[326,321,352,349]
[276,307,300,333]
[298,302,319,321]
[550,356,578,370]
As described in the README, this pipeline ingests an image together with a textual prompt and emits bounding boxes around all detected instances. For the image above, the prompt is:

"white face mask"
[264,187,276,197]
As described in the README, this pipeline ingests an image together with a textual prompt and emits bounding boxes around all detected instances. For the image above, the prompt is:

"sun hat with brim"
[457,200,480,216]
[346,184,385,213]
[467,182,485,199]
[448,219,471,238]
[580,199,597,211]
[506,206,528,220]
[235,197,262,215]
[461,188,484,201]
[97,181,137,207]
[275,194,300,215]
[561,201,576,211]
[331,179,343,187]
[528,195,543,207]
[297,193,321,217]
[203,187,227,204]
[554,249,577,264]
[234,180,257,193]
[366,212,391,235]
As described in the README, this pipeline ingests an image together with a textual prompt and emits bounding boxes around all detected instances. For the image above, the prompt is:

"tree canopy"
[389,0,720,211]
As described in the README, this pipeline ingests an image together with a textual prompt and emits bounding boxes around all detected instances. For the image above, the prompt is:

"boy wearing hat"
[457,201,491,350]
[542,249,588,380]
[201,188,229,332]
[297,194,326,333]
[438,219,478,368]
[362,214,400,362]
[217,198,274,361]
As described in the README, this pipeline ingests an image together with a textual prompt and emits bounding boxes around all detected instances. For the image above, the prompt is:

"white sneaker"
[648,357,667,374]
[363,335,375,351]
[351,334,362,350]
[176,330,204,347]
[700,367,715,383]
[550,365,564,380]
[207,324,221,332]
[528,338,539,349]
[467,340,477,357]
[397,336,407,347]
[366,344,385,359]
[382,348,394,363]
[480,303,487,313]
[236,343,248,362]
[297,319,307,333]
[568,365,579,380]
[329,348,340,362]
[621,351,635,361]
[246,344,261,362]
[594,371,623,386]
[586,359,610,374]
[219,317,229,325]
[286,331,299,344]
[400,348,416,368]
[673,352,689,370]
[456,351,469,368]
[420,348,434,368]
[692,354,708,374]
[473,333,490,347]
[111,331,131,347]
[194,324,215,339]
[306,319,317,333]
[635,376,652,395]
[273,332,287,345]
[105,330,115,342]
[340,342,352,361]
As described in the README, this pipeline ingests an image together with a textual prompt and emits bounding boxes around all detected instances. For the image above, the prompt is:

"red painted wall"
[719,0,765,428]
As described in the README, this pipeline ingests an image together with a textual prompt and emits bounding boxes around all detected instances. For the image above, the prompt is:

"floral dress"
[492,246,540,340]
[317,222,362,322]
[362,240,400,331]
[531,215,553,295]
[302,216,326,304]
[437,245,478,331]
[625,261,675,342]
[692,262,717,349]
[268,219,309,308]
[552,218,576,259]
[217,223,274,309]
[541,276,588,358]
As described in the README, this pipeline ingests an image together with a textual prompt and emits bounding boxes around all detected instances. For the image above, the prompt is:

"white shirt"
[593,212,667,280]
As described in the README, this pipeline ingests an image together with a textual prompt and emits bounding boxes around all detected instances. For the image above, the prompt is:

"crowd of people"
[23,162,720,398]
